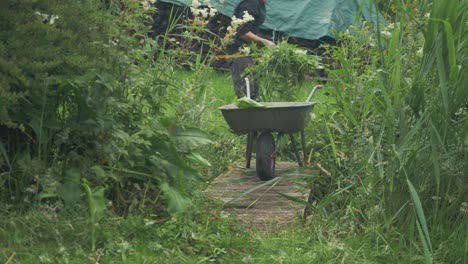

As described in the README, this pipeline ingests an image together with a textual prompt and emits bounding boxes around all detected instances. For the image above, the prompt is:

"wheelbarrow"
[219,85,321,181]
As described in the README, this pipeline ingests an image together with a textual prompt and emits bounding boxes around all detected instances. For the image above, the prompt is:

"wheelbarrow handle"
[306,85,323,103]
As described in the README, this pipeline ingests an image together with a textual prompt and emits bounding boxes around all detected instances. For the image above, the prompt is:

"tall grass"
[311,0,467,262]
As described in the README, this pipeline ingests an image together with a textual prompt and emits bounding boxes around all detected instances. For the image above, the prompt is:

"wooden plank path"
[205,162,314,231]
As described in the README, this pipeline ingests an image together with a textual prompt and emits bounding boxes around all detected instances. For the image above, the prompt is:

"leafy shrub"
[0,0,211,219]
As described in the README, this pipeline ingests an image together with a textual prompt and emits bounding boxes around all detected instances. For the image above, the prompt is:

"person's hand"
[261,38,275,47]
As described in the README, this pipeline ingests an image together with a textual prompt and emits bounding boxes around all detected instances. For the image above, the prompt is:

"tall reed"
[314,0,467,262]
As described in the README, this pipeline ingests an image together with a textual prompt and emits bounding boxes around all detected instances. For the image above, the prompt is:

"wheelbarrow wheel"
[256,132,276,181]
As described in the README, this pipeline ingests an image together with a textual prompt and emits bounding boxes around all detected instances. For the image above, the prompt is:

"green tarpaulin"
[158,0,386,40]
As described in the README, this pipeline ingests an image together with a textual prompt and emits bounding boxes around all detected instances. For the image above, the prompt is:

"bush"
[0,0,210,218]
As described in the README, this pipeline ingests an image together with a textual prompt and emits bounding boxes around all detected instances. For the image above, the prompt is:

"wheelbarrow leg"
[289,133,303,166]
[245,132,255,168]
[300,130,307,164]
[275,132,283,154]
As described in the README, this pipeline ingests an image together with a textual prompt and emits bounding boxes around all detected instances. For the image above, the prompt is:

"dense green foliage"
[0,0,466,263]
[0,0,210,217]
[309,1,467,262]
[252,41,322,101]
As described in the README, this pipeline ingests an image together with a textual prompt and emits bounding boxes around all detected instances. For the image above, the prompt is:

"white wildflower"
[34,11,49,21]
[209,7,217,17]
[344,28,353,39]
[461,202,468,214]
[223,11,255,45]
[191,0,200,9]
[142,0,156,11]
[293,49,307,55]
[191,0,217,19]
[191,7,200,16]
[49,14,59,24]
[240,46,250,55]
[381,30,392,38]
[199,8,208,18]
[34,11,59,24]
[112,38,119,46]
[242,10,254,22]
[416,47,424,57]
[230,11,254,27]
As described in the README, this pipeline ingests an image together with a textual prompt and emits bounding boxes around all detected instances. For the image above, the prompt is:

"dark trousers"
[230,56,259,99]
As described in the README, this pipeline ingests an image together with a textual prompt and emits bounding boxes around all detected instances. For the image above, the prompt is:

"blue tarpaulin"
[158,0,386,40]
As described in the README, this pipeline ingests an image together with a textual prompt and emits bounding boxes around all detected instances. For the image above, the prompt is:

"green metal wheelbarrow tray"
[219,85,321,181]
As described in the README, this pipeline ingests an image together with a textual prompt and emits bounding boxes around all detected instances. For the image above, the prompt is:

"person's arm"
[240,32,275,47]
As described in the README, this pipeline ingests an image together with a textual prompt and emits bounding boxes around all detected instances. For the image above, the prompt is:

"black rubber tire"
[256,132,276,181]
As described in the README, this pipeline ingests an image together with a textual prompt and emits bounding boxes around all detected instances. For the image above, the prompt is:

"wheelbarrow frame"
[218,86,321,180]
[219,102,314,164]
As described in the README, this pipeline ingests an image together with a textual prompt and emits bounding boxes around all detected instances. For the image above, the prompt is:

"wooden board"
[205,162,314,231]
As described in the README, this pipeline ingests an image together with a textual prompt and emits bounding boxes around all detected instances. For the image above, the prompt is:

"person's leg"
[231,57,259,99]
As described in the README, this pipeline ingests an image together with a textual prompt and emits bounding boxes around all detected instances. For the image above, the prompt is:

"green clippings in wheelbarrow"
[236,97,266,108]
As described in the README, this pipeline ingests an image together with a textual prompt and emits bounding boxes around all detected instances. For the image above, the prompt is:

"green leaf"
[0,139,9,168]
[416,220,433,264]
[316,185,353,212]
[58,181,82,206]
[90,165,107,179]
[188,152,211,167]
[407,179,432,252]
[463,118,468,146]
[236,97,266,108]
[172,127,212,152]
[160,182,192,215]
[81,179,106,222]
